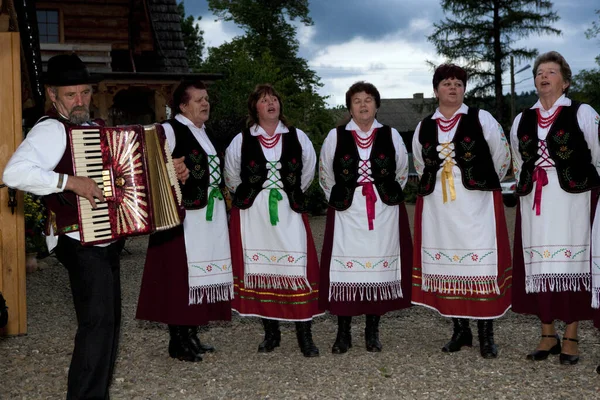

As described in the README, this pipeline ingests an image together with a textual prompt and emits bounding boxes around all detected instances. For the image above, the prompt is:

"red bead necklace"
[436,114,462,132]
[259,134,281,148]
[536,106,563,129]
[352,128,378,149]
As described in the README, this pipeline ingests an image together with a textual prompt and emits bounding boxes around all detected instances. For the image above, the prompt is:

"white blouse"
[224,120,316,193]
[319,118,409,200]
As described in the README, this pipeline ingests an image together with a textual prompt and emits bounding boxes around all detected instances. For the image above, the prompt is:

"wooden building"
[0,0,220,336]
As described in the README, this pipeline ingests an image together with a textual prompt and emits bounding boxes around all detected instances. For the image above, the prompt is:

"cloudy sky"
[185,0,600,107]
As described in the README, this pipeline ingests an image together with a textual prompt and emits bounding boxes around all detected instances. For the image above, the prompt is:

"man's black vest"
[328,125,404,210]
[417,107,500,196]
[515,102,600,195]
[169,118,225,210]
[233,127,306,213]
[42,109,105,234]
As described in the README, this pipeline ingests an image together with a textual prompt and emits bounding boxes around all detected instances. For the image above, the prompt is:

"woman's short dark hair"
[432,64,468,90]
[171,80,207,114]
[246,84,287,127]
[345,81,381,110]
[533,51,572,95]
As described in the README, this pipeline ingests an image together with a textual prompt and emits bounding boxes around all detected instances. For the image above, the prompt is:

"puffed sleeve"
[509,113,524,182]
[295,128,317,192]
[318,128,338,200]
[161,121,176,153]
[2,119,68,195]
[224,132,243,193]
[412,121,425,177]
[576,104,600,174]
[391,128,409,189]
[479,109,511,180]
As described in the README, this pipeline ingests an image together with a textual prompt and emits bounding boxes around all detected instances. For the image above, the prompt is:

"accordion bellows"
[69,124,183,245]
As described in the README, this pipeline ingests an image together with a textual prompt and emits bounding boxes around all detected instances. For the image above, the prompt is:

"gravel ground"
[1,205,600,399]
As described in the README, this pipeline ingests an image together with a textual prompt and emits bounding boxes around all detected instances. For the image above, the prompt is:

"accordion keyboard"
[70,127,114,243]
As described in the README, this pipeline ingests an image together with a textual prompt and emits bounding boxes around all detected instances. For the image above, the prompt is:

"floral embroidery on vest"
[551,130,574,160]
[372,152,392,176]
[422,142,438,167]
[246,160,262,184]
[562,167,589,190]
[338,154,356,182]
[459,136,476,162]
[183,186,206,208]
[464,167,488,188]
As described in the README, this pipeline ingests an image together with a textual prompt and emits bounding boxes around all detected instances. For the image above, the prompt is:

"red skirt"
[318,203,413,316]
[412,192,512,319]
[136,226,232,326]
[230,207,322,321]
[513,201,594,324]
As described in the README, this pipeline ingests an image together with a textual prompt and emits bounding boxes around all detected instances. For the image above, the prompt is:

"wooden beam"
[0,32,26,336]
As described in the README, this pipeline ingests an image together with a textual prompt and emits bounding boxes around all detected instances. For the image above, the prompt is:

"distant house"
[377,93,437,177]
[6,0,222,126]
[376,93,437,153]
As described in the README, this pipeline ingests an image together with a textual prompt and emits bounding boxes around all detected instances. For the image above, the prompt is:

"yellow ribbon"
[441,161,456,203]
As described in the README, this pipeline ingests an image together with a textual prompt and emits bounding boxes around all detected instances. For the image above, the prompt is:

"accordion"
[69,124,183,245]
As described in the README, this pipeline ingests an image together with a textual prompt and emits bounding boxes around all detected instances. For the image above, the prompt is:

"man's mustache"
[71,106,88,113]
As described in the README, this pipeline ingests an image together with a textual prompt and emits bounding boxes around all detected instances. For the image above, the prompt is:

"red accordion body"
[69,124,183,245]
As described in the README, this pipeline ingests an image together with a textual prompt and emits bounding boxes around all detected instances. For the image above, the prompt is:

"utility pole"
[510,56,531,123]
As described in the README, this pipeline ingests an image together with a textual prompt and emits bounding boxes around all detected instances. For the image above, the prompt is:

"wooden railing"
[40,42,112,73]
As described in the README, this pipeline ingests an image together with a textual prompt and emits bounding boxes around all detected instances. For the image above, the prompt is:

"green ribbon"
[206,187,223,221]
[268,188,283,226]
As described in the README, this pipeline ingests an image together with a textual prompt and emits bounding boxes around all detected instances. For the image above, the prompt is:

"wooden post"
[0,32,27,336]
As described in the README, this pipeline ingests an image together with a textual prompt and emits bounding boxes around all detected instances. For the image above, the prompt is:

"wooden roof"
[142,0,189,73]
[376,94,437,134]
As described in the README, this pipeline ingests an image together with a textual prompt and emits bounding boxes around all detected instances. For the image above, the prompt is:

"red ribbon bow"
[532,167,548,216]
[361,182,377,230]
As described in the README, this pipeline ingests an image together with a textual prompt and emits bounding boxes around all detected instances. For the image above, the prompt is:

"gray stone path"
[1,206,600,399]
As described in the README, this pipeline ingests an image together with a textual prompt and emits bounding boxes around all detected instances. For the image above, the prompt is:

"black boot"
[442,318,472,353]
[258,319,281,353]
[168,325,202,362]
[365,314,382,352]
[295,321,319,357]
[477,320,498,359]
[331,316,352,354]
[187,326,215,354]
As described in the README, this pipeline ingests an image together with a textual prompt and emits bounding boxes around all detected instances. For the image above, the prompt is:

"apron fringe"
[422,275,500,295]
[329,281,403,302]
[525,274,590,294]
[189,283,234,305]
[244,274,310,291]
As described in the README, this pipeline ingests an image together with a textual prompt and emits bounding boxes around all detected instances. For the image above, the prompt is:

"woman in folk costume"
[412,64,512,359]
[225,84,322,357]
[319,81,413,354]
[511,51,600,366]
[136,80,233,362]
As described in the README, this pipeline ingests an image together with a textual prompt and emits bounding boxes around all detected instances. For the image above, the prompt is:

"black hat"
[44,53,103,86]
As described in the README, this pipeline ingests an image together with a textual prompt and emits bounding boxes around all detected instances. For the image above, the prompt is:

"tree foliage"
[429,0,560,127]
[177,1,205,71]
[572,9,600,112]
[204,0,333,214]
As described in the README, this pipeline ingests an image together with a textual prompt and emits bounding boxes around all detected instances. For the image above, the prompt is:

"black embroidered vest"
[233,127,306,212]
[417,107,500,196]
[169,118,225,210]
[328,125,404,210]
[516,102,600,195]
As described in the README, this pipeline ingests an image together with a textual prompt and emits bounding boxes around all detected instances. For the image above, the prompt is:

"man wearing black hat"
[3,53,121,399]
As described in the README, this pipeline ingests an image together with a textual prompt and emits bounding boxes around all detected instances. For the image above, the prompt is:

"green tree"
[177,1,205,70]
[572,9,600,111]
[207,0,324,97]
[429,0,560,127]
[203,0,333,141]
